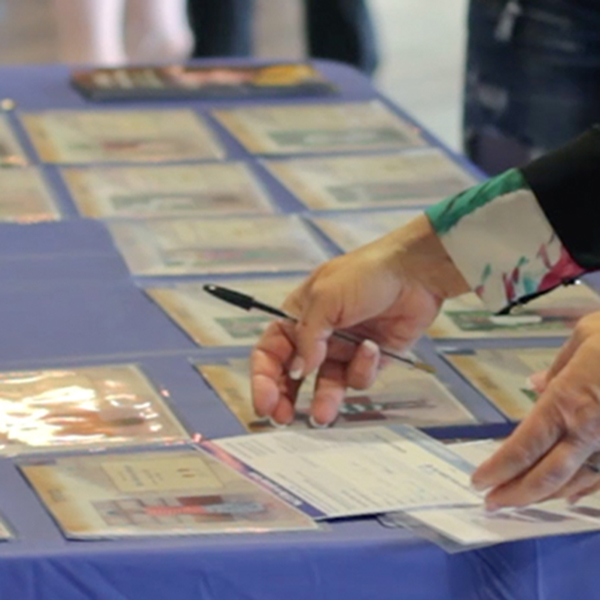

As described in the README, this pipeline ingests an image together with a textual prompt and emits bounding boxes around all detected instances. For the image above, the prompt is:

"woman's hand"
[473,311,600,508]
[250,214,470,426]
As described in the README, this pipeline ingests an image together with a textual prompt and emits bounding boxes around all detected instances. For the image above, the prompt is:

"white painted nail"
[309,415,329,429]
[268,417,288,429]
[289,356,304,381]
[524,376,535,391]
[361,339,379,356]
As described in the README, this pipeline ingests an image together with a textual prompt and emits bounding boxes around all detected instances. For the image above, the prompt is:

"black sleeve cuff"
[521,126,600,271]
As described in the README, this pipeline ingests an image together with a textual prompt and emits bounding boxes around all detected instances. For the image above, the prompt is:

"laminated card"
[443,347,560,420]
[197,358,476,432]
[429,284,600,339]
[147,276,304,346]
[310,209,420,252]
[22,109,224,163]
[213,101,425,155]
[20,448,318,539]
[63,163,274,219]
[266,149,476,210]
[0,167,60,222]
[0,114,28,166]
[0,364,189,455]
[109,215,329,276]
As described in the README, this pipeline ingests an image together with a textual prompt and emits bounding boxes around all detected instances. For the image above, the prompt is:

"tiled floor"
[0,0,468,148]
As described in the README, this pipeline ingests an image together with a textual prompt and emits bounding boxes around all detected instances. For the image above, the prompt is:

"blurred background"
[0,0,468,150]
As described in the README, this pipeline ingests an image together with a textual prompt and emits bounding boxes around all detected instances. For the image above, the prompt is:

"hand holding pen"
[205,216,456,427]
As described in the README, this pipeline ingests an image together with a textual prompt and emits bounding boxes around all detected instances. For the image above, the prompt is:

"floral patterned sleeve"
[426,127,600,312]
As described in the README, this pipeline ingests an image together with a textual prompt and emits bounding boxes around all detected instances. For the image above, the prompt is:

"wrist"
[384,214,470,300]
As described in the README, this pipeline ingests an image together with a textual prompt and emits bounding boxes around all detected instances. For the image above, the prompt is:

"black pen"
[203,284,436,374]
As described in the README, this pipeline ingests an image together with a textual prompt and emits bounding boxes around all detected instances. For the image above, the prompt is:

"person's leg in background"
[52,0,126,65]
[464,0,600,175]
[187,0,255,58]
[127,0,193,62]
[304,0,379,75]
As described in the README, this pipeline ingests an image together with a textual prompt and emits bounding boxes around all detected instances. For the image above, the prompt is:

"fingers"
[545,335,581,382]
[547,462,600,503]
[346,340,381,390]
[527,370,548,394]
[311,360,347,427]
[472,399,563,492]
[309,340,381,426]
[483,436,591,509]
[251,321,297,421]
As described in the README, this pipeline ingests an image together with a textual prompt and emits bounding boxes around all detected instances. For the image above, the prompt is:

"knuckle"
[532,465,572,494]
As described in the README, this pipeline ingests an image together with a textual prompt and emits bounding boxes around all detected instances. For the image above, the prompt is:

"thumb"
[287,292,337,381]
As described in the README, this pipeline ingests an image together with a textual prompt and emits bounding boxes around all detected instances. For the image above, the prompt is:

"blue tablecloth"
[0,60,593,600]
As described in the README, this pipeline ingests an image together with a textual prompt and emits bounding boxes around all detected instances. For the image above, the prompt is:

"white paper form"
[201,426,482,519]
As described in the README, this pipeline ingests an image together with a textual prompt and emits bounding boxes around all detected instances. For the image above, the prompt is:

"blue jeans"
[187,0,378,75]
[464,0,600,174]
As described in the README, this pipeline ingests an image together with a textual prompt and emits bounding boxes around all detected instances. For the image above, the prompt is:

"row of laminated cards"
[0,150,476,223]
[1,102,426,164]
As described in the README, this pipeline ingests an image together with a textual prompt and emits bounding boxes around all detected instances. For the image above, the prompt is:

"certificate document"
[383,439,600,549]
[147,276,304,346]
[0,168,60,222]
[198,358,476,432]
[444,347,559,420]
[0,364,189,455]
[265,149,476,209]
[429,284,600,339]
[22,109,224,163]
[109,215,330,276]
[20,448,318,539]
[0,115,27,166]
[311,210,420,252]
[213,101,425,155]
[200,426,482,519]
[63,163,274,219]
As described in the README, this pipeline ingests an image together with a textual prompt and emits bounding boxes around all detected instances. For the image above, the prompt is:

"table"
[0,61,593,600]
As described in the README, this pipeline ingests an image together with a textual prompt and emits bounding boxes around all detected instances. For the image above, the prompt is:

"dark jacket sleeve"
[521,126,600,271]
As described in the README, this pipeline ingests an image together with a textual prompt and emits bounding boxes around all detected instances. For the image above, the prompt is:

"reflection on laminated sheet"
[0,364,189,455]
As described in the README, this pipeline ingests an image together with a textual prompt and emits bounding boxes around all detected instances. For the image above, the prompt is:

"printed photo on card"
[20,448,318,539]
[443,347,560,420]
[0,168,60,222]
[310,210,419,252]
[0,115,27,166]
[63,163,274,219]
[0,364,189,455]
[147,276,304,346]
[429,284,600,339]
[109,215,330,276]
[213,101,425,155]
[197,357,476,432]
[22,109,224,163]
[265,149,477,209]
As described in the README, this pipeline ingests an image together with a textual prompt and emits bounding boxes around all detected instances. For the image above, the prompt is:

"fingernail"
[361,339,379,356]
[524,376,535,391]
[470,478,488,492]
[289,356,304,381]
[268,417,288,430]
[485,502,500,514]
[309,415,329,429]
